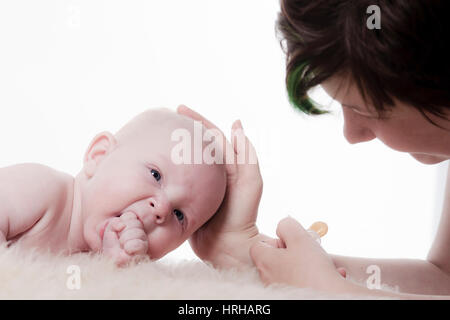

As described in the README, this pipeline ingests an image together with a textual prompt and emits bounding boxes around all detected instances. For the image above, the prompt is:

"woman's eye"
[173,209,184,222]
[150,169,161,182]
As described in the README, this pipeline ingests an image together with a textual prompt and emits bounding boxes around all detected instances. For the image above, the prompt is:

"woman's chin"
[410,153,448,164]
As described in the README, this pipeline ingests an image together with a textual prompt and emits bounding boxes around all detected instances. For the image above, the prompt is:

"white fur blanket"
[0,244,383,300]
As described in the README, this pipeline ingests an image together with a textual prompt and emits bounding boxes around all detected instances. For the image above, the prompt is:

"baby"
[0,108,227,265]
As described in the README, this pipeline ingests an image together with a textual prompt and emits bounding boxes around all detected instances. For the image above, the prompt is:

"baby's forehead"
[116,109,201,144]
[137,109,198,135]
[117,109,226,173]
[172,162,227,204]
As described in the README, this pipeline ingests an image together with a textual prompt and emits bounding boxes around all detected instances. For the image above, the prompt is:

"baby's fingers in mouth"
[110,218,126,232]
[120,211,138,221]
[124,239,148,255]
[119,227,148,246]
[100,218,125,240]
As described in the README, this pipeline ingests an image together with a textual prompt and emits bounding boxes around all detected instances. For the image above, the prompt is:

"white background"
[0,0,447,263]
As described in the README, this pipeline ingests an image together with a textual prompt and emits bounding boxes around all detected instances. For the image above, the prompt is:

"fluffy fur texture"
[0,244,385,300]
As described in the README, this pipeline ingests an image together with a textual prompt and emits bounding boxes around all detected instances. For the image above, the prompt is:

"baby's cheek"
[147,230,182,260]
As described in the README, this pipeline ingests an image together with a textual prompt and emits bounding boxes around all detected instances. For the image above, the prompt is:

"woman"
[178,0,450,299]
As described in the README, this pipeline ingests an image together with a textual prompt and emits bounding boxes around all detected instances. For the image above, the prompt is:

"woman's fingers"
[231,120,262,181]
[177,105,261,171]
[177,105,220,131]
[249,241,281,284]
[264,237,285,248]
[177,104,237,178]
[231,120,250,162]
[249,236,286,266]
[249,240,276,261]
[276,217,308,250]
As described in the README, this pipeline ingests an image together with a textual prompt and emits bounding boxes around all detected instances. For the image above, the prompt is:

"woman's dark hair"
[276,0,450,124]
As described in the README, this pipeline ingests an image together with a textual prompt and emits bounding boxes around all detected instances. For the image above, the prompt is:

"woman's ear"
[83,131,117,178]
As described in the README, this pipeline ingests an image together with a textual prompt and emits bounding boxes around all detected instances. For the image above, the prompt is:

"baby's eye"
[173,209,184,222]
[150,169,161,182]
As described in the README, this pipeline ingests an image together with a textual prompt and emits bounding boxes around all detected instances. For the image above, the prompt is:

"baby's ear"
[83,131,117,178]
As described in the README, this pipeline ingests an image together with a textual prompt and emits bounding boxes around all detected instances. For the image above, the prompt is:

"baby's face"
[80,109,226,259]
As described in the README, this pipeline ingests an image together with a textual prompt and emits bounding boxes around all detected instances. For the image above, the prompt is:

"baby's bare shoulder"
[1,163,70,195]
[0,163,73,239]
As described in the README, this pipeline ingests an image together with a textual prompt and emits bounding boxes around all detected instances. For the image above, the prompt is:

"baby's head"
[78,108,227,259]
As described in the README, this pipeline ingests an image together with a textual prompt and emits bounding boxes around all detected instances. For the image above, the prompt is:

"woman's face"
[321,76,450,164]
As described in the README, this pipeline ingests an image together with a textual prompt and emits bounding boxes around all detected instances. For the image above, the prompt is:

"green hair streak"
[286,62,328,115]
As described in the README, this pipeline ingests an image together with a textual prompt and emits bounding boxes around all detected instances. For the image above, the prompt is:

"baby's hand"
[102,212,149,266]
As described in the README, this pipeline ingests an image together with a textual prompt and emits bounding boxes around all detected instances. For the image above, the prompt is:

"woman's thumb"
[249,240,277,264]
[276,216,306,248]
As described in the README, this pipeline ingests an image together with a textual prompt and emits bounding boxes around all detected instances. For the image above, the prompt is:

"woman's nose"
[342,113,376,144]
[148,196,172,224]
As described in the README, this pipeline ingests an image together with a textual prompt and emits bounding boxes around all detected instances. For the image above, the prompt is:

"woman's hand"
[250,217,346,293]
[177,105,264,269]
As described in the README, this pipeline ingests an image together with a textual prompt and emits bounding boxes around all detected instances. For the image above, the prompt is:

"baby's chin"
[147,240,185,261]
[409,153,448,164]
[147,247,168,260]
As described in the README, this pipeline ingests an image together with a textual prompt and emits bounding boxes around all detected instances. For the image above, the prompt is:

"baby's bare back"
[0,163,74,253]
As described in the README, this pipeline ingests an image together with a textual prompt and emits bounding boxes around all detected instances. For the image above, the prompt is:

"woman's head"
[276,0,450,163]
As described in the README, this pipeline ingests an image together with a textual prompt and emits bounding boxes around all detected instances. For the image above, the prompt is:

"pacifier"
[307,221,328,245]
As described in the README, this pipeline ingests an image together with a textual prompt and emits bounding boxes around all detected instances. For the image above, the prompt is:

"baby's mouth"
[134,214,146,230]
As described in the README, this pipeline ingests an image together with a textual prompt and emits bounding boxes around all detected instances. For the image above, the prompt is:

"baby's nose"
[148,196,172,224]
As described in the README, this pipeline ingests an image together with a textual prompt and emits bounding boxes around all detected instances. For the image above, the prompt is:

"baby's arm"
[0,164,67,244]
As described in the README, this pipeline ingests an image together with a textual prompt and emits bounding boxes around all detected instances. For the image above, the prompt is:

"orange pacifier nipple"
[307,221,328,245]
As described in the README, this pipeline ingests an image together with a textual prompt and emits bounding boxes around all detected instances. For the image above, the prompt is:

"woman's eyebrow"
[341,103,363,110]
[341,103,381,118]
[342,103,375,114]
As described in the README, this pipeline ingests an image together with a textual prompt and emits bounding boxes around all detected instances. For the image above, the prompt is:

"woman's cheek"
[373,125,413,153]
